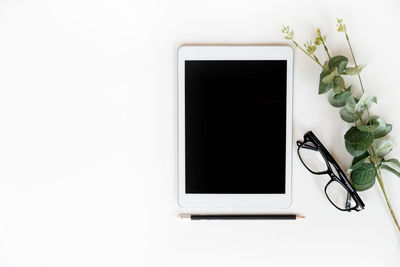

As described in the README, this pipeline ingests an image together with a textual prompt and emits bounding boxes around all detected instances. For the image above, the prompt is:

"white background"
[0,0,399,266]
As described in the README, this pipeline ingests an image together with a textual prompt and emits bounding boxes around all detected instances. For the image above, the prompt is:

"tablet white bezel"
[178,46,293,208]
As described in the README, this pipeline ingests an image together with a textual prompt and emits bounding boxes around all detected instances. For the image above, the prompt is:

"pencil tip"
[179,214,191,219]
[296,215,305,219]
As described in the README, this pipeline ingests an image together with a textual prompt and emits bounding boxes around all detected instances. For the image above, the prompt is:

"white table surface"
[0,0,399,266]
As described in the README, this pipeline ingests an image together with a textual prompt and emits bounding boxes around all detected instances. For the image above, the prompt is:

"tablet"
[178,46,293,208]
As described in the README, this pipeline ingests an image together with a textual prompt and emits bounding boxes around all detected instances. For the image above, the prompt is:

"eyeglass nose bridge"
[297,141,319,152]
[328,172,336,178]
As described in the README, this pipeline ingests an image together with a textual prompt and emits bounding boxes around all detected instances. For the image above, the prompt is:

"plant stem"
[371,147,379,166]
[320,38,331,59]
[357,113,364,125]
[291,40,330,73]
[345,32,365,93]
[376,168,400,232]
[344,30,371,124]
[344,31,370,124]
[366,108,371,123]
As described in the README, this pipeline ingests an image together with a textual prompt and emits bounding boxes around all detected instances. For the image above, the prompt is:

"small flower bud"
[336,18,346,33]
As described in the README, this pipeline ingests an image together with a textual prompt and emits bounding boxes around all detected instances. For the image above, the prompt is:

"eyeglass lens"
[325,180,357,210]
[298,142,328,173]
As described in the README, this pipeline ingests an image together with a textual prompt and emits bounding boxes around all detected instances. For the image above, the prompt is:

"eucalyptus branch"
[337,19,400,229]
[283,20,400,234]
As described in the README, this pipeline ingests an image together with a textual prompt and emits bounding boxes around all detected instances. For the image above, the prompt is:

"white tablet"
[178,46,293,208]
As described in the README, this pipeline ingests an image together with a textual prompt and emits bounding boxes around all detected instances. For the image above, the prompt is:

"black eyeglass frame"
[297,131,365,212]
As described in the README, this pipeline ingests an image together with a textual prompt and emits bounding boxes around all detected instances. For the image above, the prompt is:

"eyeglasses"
[297,131,365,212]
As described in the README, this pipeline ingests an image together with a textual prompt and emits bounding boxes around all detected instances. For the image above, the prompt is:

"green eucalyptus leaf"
[348,151,370,174]
[371,117,386,138]
[319,71,334,94]
[352,151,369,167]
[328,88,351,107]
[381,159,400,177]
[382,124,392,138]
[343,64,366,75]
[342,96,362,123]
[368,116,392,139]
[344,126,362,143]
[344,127,374,156]
[357,119,379,132]
[354,91,377,113]
[350,163,377,191]
[322,68,337,84]
[345,141,369,157]
[382,165,400,177]
[345,95,358,113]
[340,106,358,123]
[335,86,352,100]
[333,76,345,93]
[329,56,348,73]
[374,120,392,139]
[372,138,395,157]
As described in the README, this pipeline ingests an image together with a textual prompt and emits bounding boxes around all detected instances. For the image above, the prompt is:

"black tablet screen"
[185,60,287,194]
